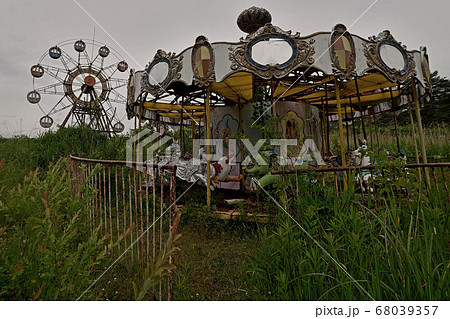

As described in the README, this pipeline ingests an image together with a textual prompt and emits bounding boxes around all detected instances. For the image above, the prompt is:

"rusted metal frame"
[407,94,422,181]
[69,155,175,170]
[411,78,431,187]
[271,162,450,174]
[325,84,330,155]
[371,107,380,148]
[440,167,450,202]
[389,87,401,154]
[334,171,339,197]
[344,103,350,153]
[354,76,367,141]
[334,77,347,190]
[320,97,325,155]
[367,107,374,151]
[349,98,357,150]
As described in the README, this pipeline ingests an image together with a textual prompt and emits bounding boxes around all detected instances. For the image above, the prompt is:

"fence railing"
[271,162,450,204]
[69,155,177,301]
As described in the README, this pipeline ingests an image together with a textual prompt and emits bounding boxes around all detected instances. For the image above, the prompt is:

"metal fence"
[272,162,450,205]
[69,155,177,301]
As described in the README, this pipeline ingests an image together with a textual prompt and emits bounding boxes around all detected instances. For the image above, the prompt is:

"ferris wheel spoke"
[35,82,66,95]
[107,90,127,104]
[105,100,120,122]
[60,51,78,71]
[82,50,92,65]
[40,64,69,83]
[46,96,71,116]
[108,78,128,90]
[100,63,119,78]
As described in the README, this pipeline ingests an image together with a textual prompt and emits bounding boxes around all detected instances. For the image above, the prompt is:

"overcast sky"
[0,0,449,137]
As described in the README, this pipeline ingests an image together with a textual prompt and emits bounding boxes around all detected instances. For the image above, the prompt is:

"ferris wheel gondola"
[28,39,128,136]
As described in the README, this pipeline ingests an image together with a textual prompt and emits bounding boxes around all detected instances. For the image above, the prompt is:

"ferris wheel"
[27,39,129,136]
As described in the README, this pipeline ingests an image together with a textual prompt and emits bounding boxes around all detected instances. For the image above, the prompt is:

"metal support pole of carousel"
[389,87,401,155]
[411,77,431,186]
[334,77,348,190]
[407,94,422,181]
[206,86,211,208]
[354,76,367,142]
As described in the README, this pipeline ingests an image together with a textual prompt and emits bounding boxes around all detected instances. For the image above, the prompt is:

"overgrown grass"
[0,158,108,300]
[244,164,449,300]
[329,122,450,161]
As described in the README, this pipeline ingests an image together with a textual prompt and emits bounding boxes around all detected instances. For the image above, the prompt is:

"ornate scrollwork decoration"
[363,30,416,83]
[191,36,216,87]
[141,49,183,96]
[329,24,356,80]
[228,24,315,80]
[420,46,432,89]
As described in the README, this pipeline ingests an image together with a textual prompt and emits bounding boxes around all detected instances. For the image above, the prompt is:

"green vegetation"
[0,124,449,300]
[0,158,107,300]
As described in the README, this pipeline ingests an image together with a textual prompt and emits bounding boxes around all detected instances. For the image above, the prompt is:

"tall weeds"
[246,164,449,300]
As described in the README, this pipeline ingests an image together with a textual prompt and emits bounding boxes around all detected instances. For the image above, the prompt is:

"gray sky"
[1,0,449,137]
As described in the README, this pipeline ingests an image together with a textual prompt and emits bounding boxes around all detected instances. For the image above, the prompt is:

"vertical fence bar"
[115,166,120,252]
[145,166,150,270]
[430,167,441,207]
[103,168,107,239]
[152,167,156,300]
[139,169,144,271]
[168,167,176,301]
[122,166,127,250]
[134,167,140,266]
[440,167,450,202]
[128,168,134,262]
[159,170,164,301]
[108,166,113,255]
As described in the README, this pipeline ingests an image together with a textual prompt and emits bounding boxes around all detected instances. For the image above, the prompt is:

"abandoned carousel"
[124,6,439,211]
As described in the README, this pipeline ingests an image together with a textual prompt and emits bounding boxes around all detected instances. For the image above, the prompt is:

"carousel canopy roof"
[127,7,431,121]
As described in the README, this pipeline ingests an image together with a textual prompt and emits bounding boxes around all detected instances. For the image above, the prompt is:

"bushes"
[0,158,107,300]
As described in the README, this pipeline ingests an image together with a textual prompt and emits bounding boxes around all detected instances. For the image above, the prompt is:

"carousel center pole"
[206,87,211,208]
[411,78,430,186]
[334,77,348,190]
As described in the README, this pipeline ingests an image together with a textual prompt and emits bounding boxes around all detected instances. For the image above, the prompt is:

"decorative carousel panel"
[191,36,215,87]
[364,30,416,83]
[211,104,241,161]
[141,50,183,96]
[229,24,315,79]
[329,24,356,80]
[420,46,431,87]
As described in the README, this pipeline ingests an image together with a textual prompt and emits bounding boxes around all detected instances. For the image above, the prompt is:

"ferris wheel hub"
[84,75,96,86]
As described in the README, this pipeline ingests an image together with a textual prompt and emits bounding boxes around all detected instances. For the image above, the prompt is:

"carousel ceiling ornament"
[329,24,356,80]
[228,24,315,80]
[364,30,416,83]
[141,49,183,96]
[237,6,272,34]
[191,36,216,87]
